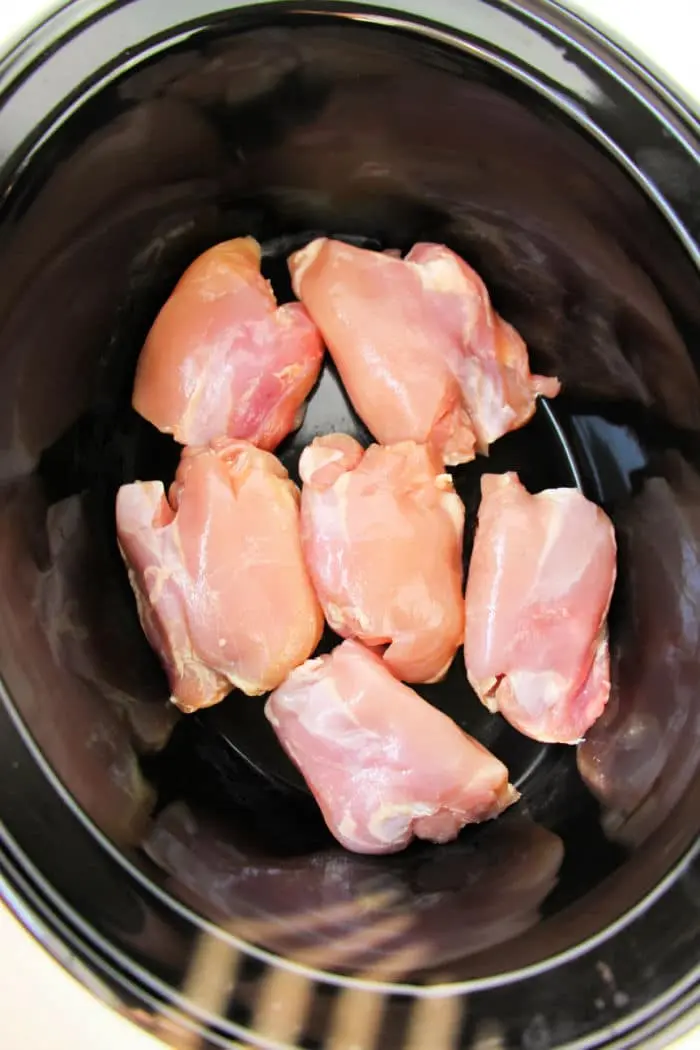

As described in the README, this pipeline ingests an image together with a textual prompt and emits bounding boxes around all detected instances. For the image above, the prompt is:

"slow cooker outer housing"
[0,1,699,1048]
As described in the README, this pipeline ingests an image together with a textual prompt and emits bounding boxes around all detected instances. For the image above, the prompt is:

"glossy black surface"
[0,1,698,1048]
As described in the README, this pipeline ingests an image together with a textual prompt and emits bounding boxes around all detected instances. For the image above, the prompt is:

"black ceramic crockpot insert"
[0,1,699,1048]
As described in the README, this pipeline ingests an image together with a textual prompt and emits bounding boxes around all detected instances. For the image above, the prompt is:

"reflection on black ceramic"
[0,478,156,844]
[0,2,698,1049]
[578,452,700,846]
[40,491,177,752]
[144,801,564,979]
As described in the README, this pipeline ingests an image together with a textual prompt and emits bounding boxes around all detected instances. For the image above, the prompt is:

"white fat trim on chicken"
[290,238,326,299]
[408,253,471,296]
[506,669,570,713]
[368,802,437,844]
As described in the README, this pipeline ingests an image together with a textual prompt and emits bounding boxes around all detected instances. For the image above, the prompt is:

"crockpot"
[0,1,699,1048]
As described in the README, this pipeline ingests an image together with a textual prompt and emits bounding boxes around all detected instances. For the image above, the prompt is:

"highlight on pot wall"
[0,1,698,1048]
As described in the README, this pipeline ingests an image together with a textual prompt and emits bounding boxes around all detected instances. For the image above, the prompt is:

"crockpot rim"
[0,0,699,125]
[0,0,699,1046]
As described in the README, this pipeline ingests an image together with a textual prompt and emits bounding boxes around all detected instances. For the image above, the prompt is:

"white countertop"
[0,1,698,1048]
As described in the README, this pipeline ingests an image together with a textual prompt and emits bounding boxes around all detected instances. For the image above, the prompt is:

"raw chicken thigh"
[116,439,323,712]
[403,243,561,450]
[133,237,324,448]
[464,472,617,744]
[289,239,476,464]
[300,434,465,683]
[266,639,518,854]
[289,238,559,463]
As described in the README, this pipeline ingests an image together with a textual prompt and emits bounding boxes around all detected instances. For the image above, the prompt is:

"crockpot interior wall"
[0,12,699,994]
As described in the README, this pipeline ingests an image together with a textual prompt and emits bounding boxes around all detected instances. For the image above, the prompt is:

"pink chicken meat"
[300,434,465,683]
[132,237,324,449]
[289,238,559,463]
[266,639,518,854]
[464,473,617,744]
[116,440,324,712]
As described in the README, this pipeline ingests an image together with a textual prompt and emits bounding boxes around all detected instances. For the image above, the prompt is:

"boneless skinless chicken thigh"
[299,434,465,683]
[266,639,518,854]
[289,238,559,464]
[113,226,621,857]
[116,440,323,712]
[132,237,324,448]
[465,473,617,744]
